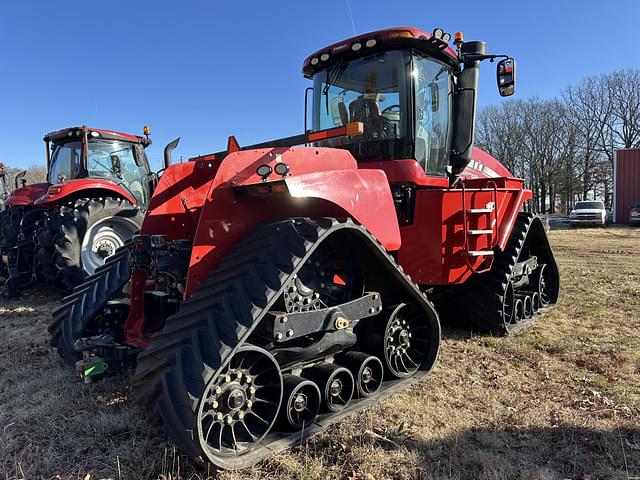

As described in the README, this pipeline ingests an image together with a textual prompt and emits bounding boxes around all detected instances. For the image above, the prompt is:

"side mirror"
[15,170,26,189]
[110,154,122,178]
[496,58,516,97]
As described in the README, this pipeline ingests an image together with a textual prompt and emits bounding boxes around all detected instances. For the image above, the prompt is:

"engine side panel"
[398,178,531,285]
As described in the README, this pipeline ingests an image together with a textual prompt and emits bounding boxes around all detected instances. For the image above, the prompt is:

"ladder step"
[468,229,493,235]
[467,208,494,214]
[468,250,495,257]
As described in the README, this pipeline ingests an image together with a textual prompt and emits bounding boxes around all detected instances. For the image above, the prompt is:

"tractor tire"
[38,197,143,288]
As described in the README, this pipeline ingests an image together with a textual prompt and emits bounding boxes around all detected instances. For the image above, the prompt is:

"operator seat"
[349,95,382,135]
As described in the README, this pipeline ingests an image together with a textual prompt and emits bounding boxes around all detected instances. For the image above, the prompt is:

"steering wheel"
[381,104,400,115]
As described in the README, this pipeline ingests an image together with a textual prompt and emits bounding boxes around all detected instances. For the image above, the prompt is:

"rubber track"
[133,217,441,470]
[48,243,132,363]
[442,212,560,333]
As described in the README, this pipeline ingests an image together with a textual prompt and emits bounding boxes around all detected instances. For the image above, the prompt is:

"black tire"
[38,197,143,288]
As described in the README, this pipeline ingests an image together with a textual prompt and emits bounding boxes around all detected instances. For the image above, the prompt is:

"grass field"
[0,227,638,480]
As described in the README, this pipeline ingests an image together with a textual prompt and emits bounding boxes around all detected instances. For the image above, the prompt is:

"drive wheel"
[40,197,142,287]
[197,345,282,460]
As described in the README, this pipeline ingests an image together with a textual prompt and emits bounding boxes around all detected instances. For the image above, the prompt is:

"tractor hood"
[6,183,50,207]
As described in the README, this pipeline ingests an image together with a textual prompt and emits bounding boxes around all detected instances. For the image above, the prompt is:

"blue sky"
[1,0,639,169]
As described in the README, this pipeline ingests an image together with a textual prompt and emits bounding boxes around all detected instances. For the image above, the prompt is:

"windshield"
[575,201,604,210]
[49,139,150,205]
[312,50,412,161]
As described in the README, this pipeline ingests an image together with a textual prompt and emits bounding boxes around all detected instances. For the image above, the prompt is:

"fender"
[6,183,50,207]
[33,178,138,207]
[183,146,399,297]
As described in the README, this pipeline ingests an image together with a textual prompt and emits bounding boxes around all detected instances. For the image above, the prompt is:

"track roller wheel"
[278,375,321,430]
[513,298,524,324]
[334,351,383,398]
[530,291,540,313]
[197,345,282,459]
[302,362,354,412]
[519,295,533,319]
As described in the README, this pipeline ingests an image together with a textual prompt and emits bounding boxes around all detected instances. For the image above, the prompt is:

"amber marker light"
[346,122,364,137]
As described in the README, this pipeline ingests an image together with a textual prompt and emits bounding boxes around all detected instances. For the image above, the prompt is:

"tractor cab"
[304,27,516,180]
[44,126,154,207]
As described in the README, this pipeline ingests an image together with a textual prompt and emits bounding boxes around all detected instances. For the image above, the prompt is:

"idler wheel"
[279,375,321,430]
[197,345,282,458]
[363,303,437,379]
[521,295,533,319]
[533,264,555,308]
[502,282,515,326]
[334,351,383,398]
[302,362,355,412]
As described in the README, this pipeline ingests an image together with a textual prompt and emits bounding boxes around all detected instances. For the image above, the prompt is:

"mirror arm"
[462,53,509,63]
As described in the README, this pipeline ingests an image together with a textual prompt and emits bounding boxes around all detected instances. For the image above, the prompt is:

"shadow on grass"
[306,424,640,480]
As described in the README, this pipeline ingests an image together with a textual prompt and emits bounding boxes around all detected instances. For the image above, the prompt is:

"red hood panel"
[6,183,50,206]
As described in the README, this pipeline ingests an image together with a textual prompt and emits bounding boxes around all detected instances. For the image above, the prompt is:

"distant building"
[613,149,640,224]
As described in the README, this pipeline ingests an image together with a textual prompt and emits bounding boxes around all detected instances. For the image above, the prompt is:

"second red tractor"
[0,126,178,296]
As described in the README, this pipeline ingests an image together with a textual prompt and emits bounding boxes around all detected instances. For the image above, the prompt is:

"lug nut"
[211,400,219,409]
[237,411,245,420]
[275,333,283,341]
[246,400,253,408]
[369,307,375,314]
[214,386,222,395]
[245,377,253,385]
[215,412,224,421]
[286,329,294,337]
[223,375,231,383]
[236,370,243,379]
[249,386,256,395]
[225,415,233,425]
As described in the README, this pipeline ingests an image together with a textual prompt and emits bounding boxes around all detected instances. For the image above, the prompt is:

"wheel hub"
[361,366,372,384]
[293,393,308,412]
[329,379,343,396]
[226,387,247,410]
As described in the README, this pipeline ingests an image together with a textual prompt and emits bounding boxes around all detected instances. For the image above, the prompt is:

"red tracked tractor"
[51,26,559,471]
[0,126,177,297]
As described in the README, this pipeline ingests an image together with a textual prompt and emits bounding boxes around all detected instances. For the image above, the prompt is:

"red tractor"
[0,126,177,297]
[51,27,559,471]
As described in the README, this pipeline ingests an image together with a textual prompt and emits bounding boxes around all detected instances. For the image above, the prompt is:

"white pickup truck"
[569,200,607,227]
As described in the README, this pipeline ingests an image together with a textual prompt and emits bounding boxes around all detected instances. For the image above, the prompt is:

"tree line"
[476,69,640,213]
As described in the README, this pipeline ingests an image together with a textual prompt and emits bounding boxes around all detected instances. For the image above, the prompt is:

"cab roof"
[44,126,150,146]
[302,26,459,78]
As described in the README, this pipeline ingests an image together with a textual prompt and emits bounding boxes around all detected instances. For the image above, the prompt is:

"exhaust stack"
[163,138,180,170]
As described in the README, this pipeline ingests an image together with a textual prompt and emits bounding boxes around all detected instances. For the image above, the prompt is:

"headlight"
[569,210,576,217]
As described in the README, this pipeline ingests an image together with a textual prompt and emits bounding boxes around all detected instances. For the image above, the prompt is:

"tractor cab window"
[49,141,83,183]
[87,140,150,206]
[413,55,452,176]
[312,50,412,161]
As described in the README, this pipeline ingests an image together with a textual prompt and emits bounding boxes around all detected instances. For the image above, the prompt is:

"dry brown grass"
[1,227,639,480]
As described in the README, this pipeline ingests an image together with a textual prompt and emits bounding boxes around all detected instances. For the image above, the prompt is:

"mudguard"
[178,146,399,297]
[33,179,138,207]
